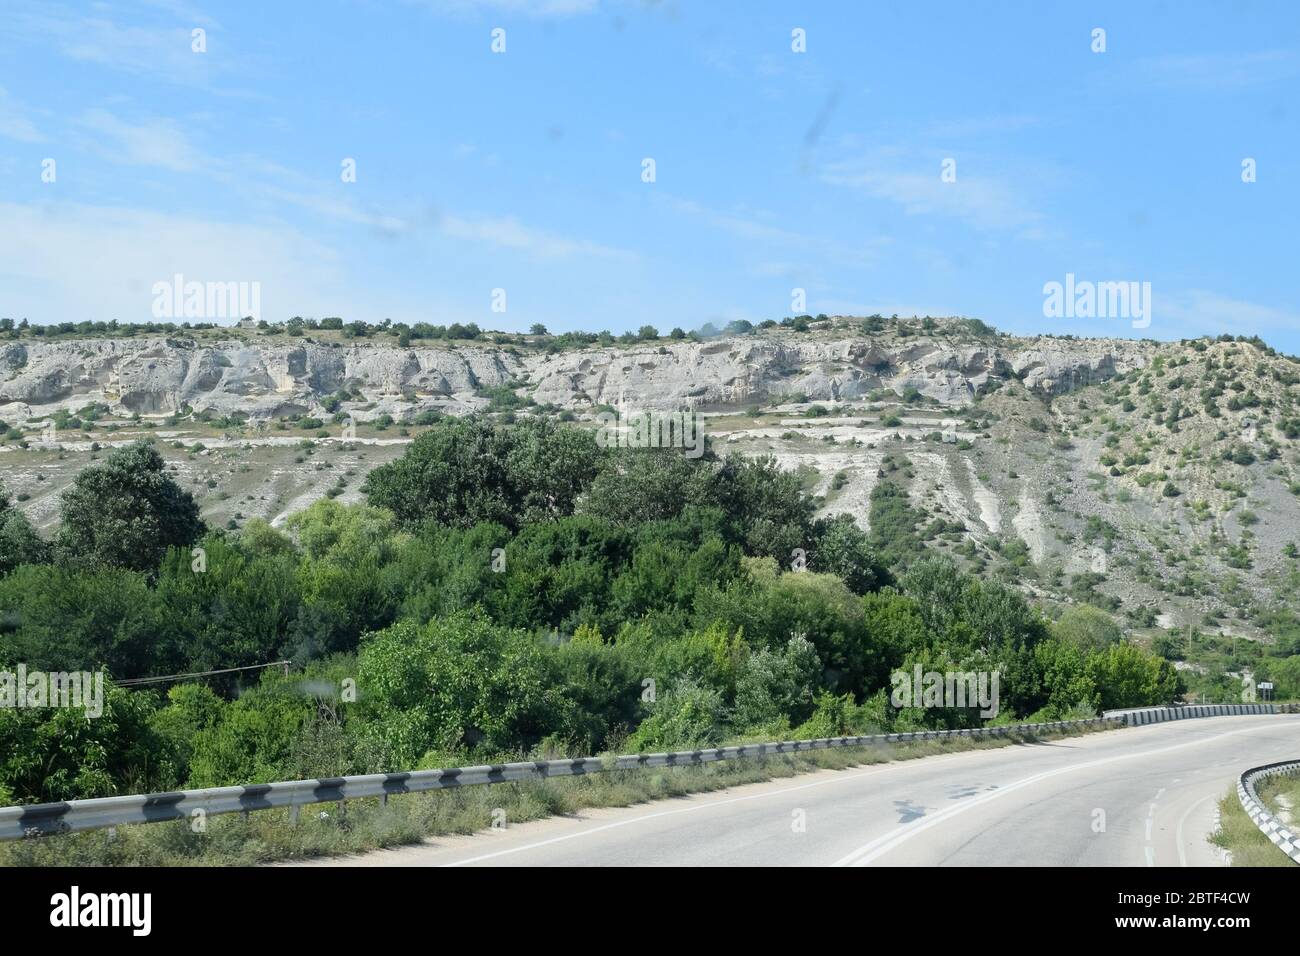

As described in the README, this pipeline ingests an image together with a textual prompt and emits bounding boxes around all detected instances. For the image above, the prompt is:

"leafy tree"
[155,536,304,675]
[364,417,600,532]
[0,487,49,576]
[732,634,821,730]
[626,620,749,700]
[1053,605,1123,653]
[384,522,510,624]
[356,610,559,766]
[712,454,815,560]
[55,441,204,572]
[0,563,163,676]
[810,514,889,594]
[186,676,316,787]
[488,515,628,630]
[0,679,167,802]
[1031,639,1099,718]
[544,638,643,755]
[702,557,881,694]
[625,678,725,751]
[1088,643,1184,710]
[579,449,716,527]
[147,683,226,788]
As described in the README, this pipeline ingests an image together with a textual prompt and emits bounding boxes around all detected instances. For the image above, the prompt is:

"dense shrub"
[0,418,1197,803]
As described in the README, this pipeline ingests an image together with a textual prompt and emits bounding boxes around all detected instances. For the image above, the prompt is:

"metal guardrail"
[1103,703,1295,725]
[3,704,1293,841]
[1237,760,1300,865]
[0,716,1123,841]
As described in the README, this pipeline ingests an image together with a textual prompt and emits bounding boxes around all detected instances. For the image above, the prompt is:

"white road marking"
[1175,794,1215,868]
[441,756,936,866]
[434,719,1283,868]
[830,725,1264,867]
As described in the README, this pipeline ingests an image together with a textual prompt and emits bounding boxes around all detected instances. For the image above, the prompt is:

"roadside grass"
[1,724,1107,867]
[1210,772,1300,867]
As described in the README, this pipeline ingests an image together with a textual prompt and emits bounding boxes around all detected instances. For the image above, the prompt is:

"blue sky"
[1,0,1298,351]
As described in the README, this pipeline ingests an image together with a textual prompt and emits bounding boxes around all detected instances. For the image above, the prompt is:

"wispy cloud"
[258,184,423,237]
[659,195,806,245]
[248,166,621,256]
[32,13,203,74]
[658,193,889,270]
[0,200,349,323]
[822,157,1044,235]
[1161,289,1300,338]
[409,0,601,19]
[0,87,45,143]
[440,214,634,259]
[77,109,208,172]
[1132,50,1298,91]
[924,114,1039,140]
[9,0,250,94]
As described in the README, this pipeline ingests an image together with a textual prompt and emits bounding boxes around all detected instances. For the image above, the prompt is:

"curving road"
[294,714,1300,867]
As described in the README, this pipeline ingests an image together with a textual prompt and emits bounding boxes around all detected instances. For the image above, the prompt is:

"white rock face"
[0,331,1148,425]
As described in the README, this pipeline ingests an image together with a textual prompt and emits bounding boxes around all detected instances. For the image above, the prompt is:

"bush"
[625,679,725,751]
[355,610,560,766]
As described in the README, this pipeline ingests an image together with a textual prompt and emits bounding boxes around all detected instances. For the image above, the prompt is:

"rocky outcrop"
[0,331,1150,424]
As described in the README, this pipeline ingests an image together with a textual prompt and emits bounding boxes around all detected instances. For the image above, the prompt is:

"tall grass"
[1210,773,1300,867]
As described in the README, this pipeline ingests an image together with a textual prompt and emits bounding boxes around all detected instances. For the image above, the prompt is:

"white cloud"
[439,214,635,259]
[9,1,250,94]
[659,193,888,270]
[924,115,1039,139]
[410,0,600,18]
[1160,290,1300,339]
[0,88,46,143]
[1133,50,1298,91]
[32,12,204,76]
[259,185,420,237]
[822,161,1043,234]
[77,109,208,172]
[0,201,351,323]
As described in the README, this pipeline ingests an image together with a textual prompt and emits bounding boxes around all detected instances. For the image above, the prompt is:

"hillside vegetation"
[0,418,1190,807]
[4,318,1300,809]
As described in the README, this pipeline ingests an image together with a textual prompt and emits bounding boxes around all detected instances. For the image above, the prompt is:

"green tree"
[186,676,315,787]
[0,563,163,676]
[0,679,167,802]
[154,535,303,675]
[810,513,889,594]
[732,634,822,730]
[1052,605,1124,653]
[625,678,725,751]
[712,454,816,560]
[364,417,600,532]
[579,449,716,527]
[0,486,50,575]
[55,441,203,572]
[1088,642,1184,710]
[356,610,559,766]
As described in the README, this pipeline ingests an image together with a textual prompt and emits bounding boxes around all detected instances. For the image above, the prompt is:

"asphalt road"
[294,714,1300,867]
